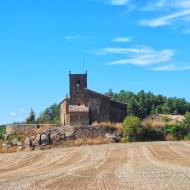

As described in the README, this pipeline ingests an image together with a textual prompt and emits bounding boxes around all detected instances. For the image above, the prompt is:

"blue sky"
[0,0,190,124]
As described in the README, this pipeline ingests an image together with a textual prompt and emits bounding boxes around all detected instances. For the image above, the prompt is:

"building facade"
[60,72,127,126]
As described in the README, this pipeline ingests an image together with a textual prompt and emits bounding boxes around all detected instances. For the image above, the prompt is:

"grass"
[92,122,123,131]
[74,137,108,146]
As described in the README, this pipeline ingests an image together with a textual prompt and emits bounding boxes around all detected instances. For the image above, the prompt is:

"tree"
[0,125,6,139]
[127,97,139,116]
[105,89,190,119]
[123,116,144,142]
[37,104,60,124]
[26,109,36,124]
[105,89,114,98]
[182,112,190,129]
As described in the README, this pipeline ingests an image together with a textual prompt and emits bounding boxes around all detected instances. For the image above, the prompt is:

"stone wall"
[4,125,118,150]
[6,124,61,136]
[6,124,116,139]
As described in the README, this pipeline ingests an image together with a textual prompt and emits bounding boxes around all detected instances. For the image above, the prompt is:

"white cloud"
[10,112,17,117]
[139,0,190,28]
[177,0,190,8]
[112,37,131,42]
[153,65,190,71]
[142,0,190,11]
[65,35,83,40]
[105,0,130,6]
[140,10,190,27]
[142,0,167,11]
[98,46,175,66]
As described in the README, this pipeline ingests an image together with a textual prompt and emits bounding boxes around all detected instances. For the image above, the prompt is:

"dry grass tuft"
[74,137,108,146]
[92,122,123,131]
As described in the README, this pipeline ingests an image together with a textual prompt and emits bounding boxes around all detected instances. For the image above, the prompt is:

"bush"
[184,133,190,140]
[121,136,130,143]
[4,134,25,145]
[0,125,5,139]
[183,112,190,128]
[180,112,190,134]
[142,126,165,141]
[164,124,179,139]
[163,116,171,123]
[123,116,144,142]
[165,134,176,141]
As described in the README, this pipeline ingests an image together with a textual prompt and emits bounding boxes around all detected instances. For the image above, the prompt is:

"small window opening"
[76,80,80,94]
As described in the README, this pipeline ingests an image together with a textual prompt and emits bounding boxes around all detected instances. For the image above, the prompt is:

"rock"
[24,138,32,149]
[34,134,41,145]
[30,136,35,140]
[65,132,75,140]
[41,134,50,145]
[17,141,22,146]
[11,139,18,146]
[4,134,9,141]
[2,144,11,149]
[50,133,60,142]
[60,132,66,140]
[105,133,117,143]
[16,146,23,151]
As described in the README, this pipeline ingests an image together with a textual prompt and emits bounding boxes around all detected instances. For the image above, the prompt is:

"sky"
[0,0,190,124]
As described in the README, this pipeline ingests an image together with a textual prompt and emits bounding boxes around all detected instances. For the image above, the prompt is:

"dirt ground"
[0,141,190,190]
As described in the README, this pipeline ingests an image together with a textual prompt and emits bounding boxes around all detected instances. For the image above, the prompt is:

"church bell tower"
[69,71,87,105]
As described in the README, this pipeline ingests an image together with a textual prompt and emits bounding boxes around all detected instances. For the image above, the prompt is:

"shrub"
[163,116,171,123]
[183,112,190,128]
[142,126,165,141]
[184,133,190,140]
[165,134,176,141]
[0,125,6,139]
[92,122,123,131]
[123,116,144,142]
[121,136,130,143]
[165,125,179,139]
[4,134,25,145]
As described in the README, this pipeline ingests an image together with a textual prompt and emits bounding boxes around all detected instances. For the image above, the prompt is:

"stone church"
[60,72,127,126]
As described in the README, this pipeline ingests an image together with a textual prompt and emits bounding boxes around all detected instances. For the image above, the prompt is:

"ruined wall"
[60,98,70,125]
[85,89,111,124]
[6,125,116,140]
[6,124,61,136]
[70,112,89,126]
[110,100,127,123]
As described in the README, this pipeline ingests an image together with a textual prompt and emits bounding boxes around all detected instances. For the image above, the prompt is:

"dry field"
[1,142,190,190]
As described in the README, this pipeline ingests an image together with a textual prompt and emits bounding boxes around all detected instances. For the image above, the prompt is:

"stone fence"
[6,124,117,139]
[6,124,61,136]
[4,124,118,150]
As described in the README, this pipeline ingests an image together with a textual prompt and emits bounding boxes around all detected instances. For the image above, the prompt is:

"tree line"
[106,89,190,119]
[24,89,190,124]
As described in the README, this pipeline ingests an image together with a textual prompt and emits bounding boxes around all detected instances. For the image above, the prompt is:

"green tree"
[127,97,139,116]
[182,112,190,128]
[26,109,36,124]
[123,116,144,142]
[105,89,114,98]
[105,89,190,119]
[37,104,60,124]
[0,125,6,139]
